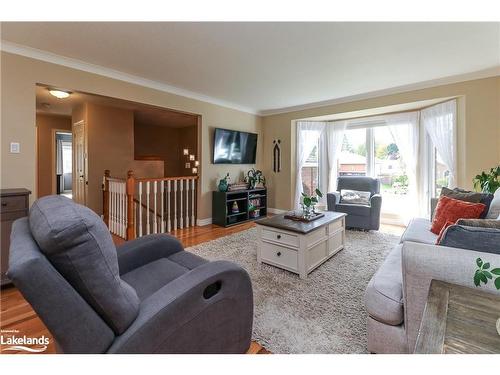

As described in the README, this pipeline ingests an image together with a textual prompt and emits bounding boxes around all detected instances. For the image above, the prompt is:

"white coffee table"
[255,211,346,279]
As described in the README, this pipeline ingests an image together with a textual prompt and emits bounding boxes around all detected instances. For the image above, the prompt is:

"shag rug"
[186,228,399,354]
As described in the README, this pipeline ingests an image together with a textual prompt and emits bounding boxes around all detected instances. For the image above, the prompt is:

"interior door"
[72,120,87,205]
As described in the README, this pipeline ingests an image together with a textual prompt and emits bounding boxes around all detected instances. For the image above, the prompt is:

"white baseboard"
[267,207,287,214]
[196,217,213,226]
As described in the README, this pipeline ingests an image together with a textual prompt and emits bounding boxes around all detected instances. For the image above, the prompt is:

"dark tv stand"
[212,188,267,227]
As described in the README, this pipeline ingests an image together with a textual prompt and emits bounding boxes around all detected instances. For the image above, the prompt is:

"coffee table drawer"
[329,218,344,234]
[260,242,298,272]
[261,228,299,248]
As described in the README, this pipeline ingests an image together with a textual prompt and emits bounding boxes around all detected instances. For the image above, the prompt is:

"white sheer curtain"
[386,112,421,219]
[421,99,457,188]
[326,120,347,192]
[295,121,326,209]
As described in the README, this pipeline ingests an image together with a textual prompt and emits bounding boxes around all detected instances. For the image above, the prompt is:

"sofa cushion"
[486,188,500,219]
[29,195,140,335]
[439,225,500,255]
[441,187,493,219]
[456,218,500,229]
[400,218,438,245]
[365,245,404,326]
[430,196,485,234]
[336,203,371,217]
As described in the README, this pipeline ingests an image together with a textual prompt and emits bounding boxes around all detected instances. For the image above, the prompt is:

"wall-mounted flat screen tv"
[213,128,258,164]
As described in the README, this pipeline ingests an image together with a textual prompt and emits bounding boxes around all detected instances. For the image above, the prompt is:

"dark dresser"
[1,188,31,285]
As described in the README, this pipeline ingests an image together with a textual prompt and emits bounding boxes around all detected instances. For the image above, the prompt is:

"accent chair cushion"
[365,245,404,326]
[430,196,486,235]
[29,195,140,335]
[441,187,493,219]
[335,203,371,217]
[340,189,371,205]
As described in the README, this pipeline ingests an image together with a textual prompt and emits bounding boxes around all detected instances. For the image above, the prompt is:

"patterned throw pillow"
[430,195,486,235]
[340,189,371,205]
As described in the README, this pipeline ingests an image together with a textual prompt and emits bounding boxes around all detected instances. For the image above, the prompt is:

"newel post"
[103,170,110,227]
[126,170,136,240]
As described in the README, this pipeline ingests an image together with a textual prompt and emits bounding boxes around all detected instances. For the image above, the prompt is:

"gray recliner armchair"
[8,195,253,354]
[327,176,382,230]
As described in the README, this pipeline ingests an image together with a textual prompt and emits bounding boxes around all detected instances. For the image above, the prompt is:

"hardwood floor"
[0,220,402,355]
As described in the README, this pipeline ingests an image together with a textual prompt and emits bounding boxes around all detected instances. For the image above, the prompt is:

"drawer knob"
[276,251,281,257]
[277,234,281,240]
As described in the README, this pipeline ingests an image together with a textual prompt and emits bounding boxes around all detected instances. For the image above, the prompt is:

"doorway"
[55,131,73,198]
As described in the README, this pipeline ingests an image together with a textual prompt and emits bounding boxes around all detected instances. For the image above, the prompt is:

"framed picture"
[185,162,191,168]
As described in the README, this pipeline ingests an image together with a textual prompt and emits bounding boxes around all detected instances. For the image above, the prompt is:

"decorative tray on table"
[284,211,325,223]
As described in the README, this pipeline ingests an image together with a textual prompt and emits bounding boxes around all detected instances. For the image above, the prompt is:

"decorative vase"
[302,205,313,219]
[218,174,229,192]
[231,201,239,214]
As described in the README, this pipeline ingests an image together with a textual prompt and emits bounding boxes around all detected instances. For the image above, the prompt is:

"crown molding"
[0,40,259,115]
[259,66,500,116]
[2,40,498,118]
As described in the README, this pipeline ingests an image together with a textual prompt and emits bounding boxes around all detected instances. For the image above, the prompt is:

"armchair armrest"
[327,191,341,211]
[108,260,253,354]
[117,234,184,275]
[369,194,382,230]
[401,241,500,352]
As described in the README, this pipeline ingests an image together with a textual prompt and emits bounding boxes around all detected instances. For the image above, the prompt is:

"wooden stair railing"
[103,170,198,240]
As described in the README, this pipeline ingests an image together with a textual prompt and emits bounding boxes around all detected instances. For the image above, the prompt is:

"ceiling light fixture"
[49,89,71,99]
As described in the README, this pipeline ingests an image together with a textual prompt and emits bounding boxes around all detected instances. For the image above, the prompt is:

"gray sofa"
[365,213,500,353]
[8,195,253,354]
[327,176,382,230]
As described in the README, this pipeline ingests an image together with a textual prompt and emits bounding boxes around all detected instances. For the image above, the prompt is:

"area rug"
[186,228,399,354]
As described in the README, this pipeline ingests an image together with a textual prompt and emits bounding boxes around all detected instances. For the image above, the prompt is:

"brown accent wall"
[36,113,72,197]
[85,103,164,214]
[134,123,198,177]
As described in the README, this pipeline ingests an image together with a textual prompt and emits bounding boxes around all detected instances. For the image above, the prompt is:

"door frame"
[51,129,73,195]
[72,120,88,205]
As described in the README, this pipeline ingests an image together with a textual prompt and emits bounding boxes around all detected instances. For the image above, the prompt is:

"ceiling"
[36,85,198,128]
[5,22,500,114]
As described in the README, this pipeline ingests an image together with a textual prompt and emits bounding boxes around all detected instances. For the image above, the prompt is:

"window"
[339,128,367,176]
[301,142,319,197]
[433,148,450,197]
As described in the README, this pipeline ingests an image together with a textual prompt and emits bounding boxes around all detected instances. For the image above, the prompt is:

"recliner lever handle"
[203,281,222,299]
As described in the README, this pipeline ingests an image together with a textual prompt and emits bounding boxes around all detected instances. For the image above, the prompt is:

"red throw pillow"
[436,220,456,244]
[431,195,486,235]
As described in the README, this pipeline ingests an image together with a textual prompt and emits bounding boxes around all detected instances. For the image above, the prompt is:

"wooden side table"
[1,188,31,285]
[415,279,500,354]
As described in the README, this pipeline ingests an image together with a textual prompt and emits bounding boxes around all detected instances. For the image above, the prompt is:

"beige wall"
[134,123,198,177]
[262,76,500,210]
[36,113,72,197]
[0,51,262,221]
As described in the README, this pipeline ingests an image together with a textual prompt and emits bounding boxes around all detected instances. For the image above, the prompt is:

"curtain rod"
[297,97,457,123]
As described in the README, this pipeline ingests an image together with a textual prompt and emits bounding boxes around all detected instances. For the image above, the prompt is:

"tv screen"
[213,128,258,164]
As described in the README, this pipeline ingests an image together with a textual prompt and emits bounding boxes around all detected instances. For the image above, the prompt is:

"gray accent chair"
[8,195,253,354]
[365,212,500,353]
[327,176,382,230]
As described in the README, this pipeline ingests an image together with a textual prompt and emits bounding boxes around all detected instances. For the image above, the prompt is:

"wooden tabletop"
[414,279,500,354]
[255,211,346,234]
